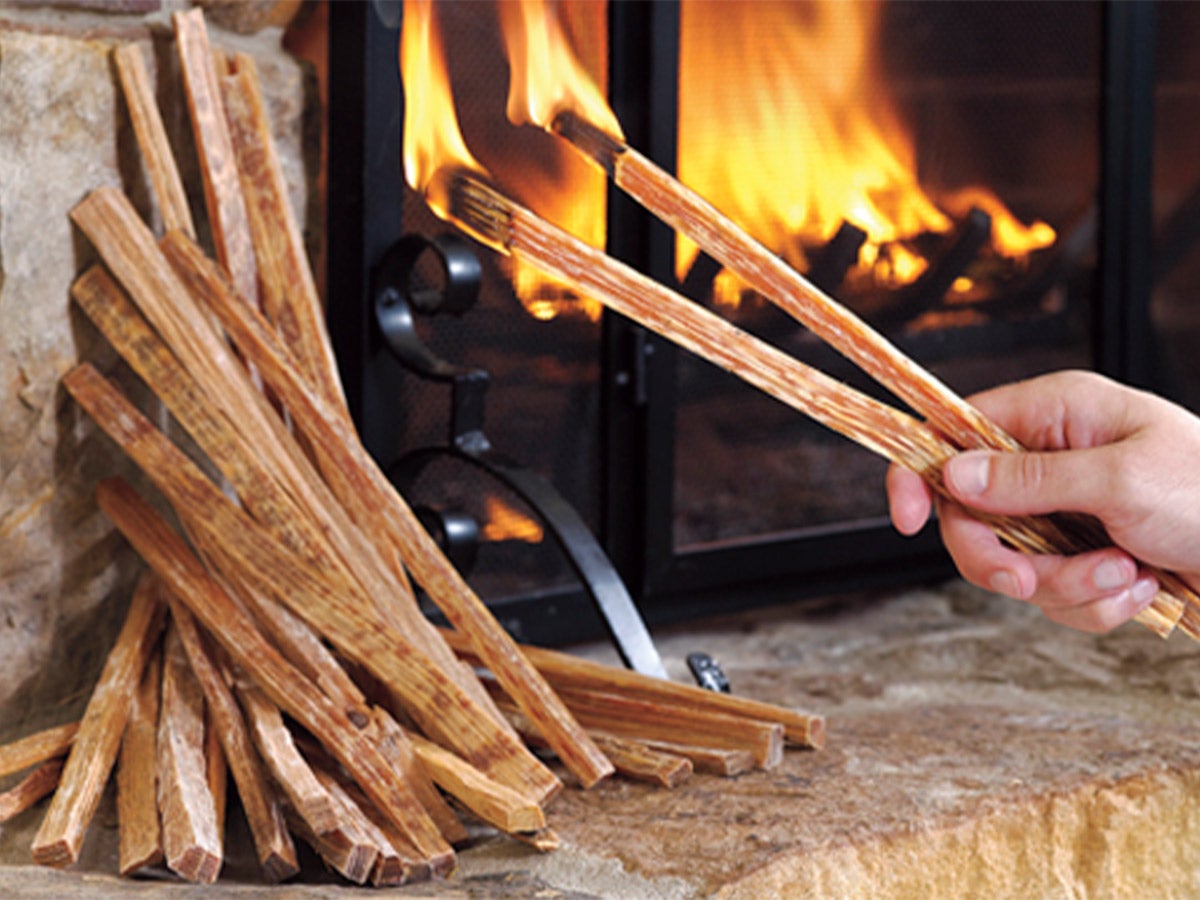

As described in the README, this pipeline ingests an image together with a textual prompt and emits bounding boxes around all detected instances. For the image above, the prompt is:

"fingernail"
[989,570,1019,597]
[1093,559,1130,592]
[1130,577,1158,609]
[947,452,990,497]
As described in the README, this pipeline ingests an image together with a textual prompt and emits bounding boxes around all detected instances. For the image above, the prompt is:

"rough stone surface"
[5,582,1200,897]
[0,15,310,729]
[192,0,301,35]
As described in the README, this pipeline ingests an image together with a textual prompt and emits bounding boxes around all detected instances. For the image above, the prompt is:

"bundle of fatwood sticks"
[0,9,824,888]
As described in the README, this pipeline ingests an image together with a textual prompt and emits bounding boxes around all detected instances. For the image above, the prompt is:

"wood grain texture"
[31,572,166,868]
[444,171,1190,637]
[168,600,298,882]
[161,229,608,793]
[156,623,223,884]
[0,760,63,824]
[89,476,455,877]
[220,51,345,412]
[551,113,1194,638]
[0,724,78,781]
[441,626,824,749]
[116,643,162,875]
[114,43,196,238]
[173,9,258,304]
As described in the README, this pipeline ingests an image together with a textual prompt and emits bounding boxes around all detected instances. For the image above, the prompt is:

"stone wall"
[0,0,314,731]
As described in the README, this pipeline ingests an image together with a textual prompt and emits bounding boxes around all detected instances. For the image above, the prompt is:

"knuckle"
[1013,452,1051,495]
[1104,450,1141,505]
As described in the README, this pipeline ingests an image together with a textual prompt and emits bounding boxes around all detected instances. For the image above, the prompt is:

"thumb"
[942,447,1114,518]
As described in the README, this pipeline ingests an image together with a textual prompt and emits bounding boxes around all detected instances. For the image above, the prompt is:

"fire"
[481,495,545,544]
[399,0,481,218]
[404,0,1057,321]
[400,0,608,321]
[498,0,622,140]
[496,0,612,321]
[676,0,1054,289]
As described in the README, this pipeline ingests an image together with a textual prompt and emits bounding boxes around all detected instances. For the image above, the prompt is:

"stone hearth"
[5,580,1200,897]
[4,2,1200,897]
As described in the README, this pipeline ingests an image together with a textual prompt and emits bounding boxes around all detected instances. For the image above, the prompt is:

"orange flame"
[676,0,1054,288]
[495,0,612,321]
[400,0,484,217]
[404,0,1057,321]
[499,0,623,140]
[401,0,607,321]
[481,495,544,543]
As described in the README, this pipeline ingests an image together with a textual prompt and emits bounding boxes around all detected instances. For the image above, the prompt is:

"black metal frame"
[1097,0,1155,388]
[326,0,1159,644]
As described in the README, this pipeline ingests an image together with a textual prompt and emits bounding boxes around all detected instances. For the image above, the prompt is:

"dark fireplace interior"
[325,1,1200,647]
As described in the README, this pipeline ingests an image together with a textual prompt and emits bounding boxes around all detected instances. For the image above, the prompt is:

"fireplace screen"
[327,1,1199,643]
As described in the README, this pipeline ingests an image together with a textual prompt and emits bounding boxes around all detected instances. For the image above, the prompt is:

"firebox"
[325,1,1200,647]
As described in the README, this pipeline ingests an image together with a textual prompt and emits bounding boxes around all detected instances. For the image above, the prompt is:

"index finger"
[966,370,1146,452]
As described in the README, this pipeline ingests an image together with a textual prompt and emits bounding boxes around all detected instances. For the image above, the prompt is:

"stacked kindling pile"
[0,10,822,887]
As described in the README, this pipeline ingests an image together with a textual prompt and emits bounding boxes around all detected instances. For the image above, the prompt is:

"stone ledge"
[5,582,1200,897]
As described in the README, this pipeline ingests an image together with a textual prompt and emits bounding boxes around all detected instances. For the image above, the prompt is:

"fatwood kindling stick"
[435,169,1187,638]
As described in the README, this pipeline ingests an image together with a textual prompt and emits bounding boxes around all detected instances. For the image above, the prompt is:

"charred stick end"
[550,111,624,176]
[438,169,516,255]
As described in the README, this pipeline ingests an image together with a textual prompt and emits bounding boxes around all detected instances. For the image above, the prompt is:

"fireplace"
[325,1,1200,646]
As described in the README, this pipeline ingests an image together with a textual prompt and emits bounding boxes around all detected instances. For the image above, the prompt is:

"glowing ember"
[481,495,544,543]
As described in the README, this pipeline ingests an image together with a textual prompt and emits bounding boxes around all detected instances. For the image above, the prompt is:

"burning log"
[877,207,993,329]
[807,221,868,295]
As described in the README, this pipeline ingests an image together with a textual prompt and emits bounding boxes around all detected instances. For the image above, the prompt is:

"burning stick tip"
[549,111,623,175]
[440,170,515,255]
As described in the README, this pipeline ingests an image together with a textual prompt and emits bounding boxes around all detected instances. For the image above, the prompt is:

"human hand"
[887,370,1200,632]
